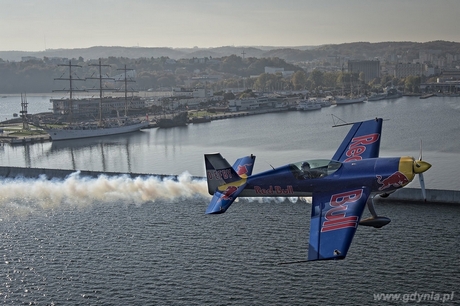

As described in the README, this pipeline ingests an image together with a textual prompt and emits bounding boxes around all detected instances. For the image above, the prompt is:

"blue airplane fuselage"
[240,157,407,197]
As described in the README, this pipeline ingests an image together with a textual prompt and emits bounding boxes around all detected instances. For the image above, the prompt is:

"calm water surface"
[1,95,459,189]
[0,95,459,304]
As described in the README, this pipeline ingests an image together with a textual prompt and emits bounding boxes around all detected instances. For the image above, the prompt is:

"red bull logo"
[237,163,253,176]
[344,133,380,162]
[321,189,362,232]
[254,185,294,195]
[377,171,410,190]
[221,186,238,200]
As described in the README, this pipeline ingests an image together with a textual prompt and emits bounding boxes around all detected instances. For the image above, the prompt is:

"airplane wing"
[308,187,371,261]
[332,118,382,162]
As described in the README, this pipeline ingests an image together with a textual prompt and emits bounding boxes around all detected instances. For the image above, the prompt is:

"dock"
[0,121,51,144]
[0,135,51,145]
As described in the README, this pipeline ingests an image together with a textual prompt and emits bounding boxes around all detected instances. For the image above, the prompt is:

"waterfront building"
[347,60,380,82]
[394,63,425,78]
[172,87,214,98]
[51,96,145,118]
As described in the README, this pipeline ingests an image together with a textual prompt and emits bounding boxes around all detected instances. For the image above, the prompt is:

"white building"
[265,66,284,74]
[172,87,214,98]
[228,98,259,112]
[264,66,294,77]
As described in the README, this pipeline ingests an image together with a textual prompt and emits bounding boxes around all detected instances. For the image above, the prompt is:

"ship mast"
[53,60,85,123]
[20,93,29,130]
[87,59,114,125]
[115,65,137,117]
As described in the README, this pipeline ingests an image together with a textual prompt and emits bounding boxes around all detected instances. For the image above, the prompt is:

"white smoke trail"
[0,172,210,213]
[0,172,311,217]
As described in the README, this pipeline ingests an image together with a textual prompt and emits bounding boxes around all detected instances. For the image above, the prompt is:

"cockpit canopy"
[289,159,342,180]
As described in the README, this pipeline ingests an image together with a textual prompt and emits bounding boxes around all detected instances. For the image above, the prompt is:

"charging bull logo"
[377,171,410,190]
[221,186,238,200]
[237,163,253,176]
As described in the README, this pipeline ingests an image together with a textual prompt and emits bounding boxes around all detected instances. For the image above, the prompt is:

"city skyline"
[1,0,459,52]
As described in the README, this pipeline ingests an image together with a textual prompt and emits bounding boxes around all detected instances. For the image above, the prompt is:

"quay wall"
[0,166,458,204]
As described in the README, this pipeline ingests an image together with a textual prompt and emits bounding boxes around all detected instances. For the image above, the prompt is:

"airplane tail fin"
[204,153,255,195]
[204,153,256,214]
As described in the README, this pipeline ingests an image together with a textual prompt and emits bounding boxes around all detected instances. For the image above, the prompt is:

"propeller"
[413,140,431,201]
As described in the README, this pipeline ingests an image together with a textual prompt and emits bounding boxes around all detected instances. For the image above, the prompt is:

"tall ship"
[45,117,149,141]
[334,69,366,105]
[42,60,149,141]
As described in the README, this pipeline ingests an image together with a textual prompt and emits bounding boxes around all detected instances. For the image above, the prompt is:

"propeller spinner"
[398,156,432,201]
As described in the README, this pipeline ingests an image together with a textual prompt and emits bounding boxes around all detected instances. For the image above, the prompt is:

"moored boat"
[296,99,321,111]
[157,111,188,128]
[334,96,366,105]
[368,86,403,101]
[385,87,403,99]
[367,92,388,101]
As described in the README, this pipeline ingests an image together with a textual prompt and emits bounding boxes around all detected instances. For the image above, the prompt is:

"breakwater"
[1,166,458,204]
[0,165,181,181]
[377,188,460,204]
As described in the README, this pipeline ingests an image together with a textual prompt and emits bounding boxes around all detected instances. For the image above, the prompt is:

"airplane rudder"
[232,154,256,177]
[204,153,239,194]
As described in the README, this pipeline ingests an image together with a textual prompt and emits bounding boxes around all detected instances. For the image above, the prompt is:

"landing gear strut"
[359,194,391,228]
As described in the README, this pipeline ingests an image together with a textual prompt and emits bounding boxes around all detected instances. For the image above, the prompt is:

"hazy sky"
[1,0,459,51]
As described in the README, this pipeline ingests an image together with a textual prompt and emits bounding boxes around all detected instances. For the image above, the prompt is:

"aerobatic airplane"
[204,118,431,261]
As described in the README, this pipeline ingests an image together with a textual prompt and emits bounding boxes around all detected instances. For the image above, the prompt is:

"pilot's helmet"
[301,161,310,171]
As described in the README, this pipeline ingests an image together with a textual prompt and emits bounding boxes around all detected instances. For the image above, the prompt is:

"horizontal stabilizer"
[206,183,247,214]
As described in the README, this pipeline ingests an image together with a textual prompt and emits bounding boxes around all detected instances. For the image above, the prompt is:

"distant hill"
[1,41,459,63]
[0,45,284,62]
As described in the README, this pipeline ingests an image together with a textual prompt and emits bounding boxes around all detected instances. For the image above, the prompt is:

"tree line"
[0,56,301,94]
[0,55,428,94]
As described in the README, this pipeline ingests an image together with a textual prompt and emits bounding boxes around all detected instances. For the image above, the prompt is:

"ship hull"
[334,96,366,104]
[45,121,149,141]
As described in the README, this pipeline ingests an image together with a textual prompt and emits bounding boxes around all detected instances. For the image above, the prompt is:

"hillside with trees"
[0,56,303,93]
[1,41,459,63]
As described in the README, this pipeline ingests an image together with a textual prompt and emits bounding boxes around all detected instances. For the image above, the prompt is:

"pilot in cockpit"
[300,161,326,179]
[301,161,313,179]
